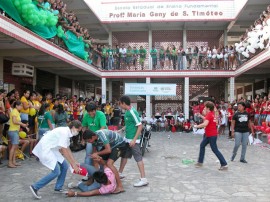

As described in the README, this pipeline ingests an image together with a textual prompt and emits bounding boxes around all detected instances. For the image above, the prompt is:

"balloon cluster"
[235,19,270,59]
[13,0,58,27]
[84,52,89,61]
[57,26,65,38]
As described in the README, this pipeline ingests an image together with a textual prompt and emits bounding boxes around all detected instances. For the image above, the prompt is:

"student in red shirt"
[182,120,192,133]
[227,104,234,139]
[194,102,228,170]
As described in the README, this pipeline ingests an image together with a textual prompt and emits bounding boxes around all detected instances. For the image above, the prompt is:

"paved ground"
[1,131,270,202]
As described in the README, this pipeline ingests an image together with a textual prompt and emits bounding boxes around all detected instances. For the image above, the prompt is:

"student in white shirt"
[148,115,157,131]
[141,113,148,125]
[30,120,82,200]
[158,113,168,132]
[119,45,127,69]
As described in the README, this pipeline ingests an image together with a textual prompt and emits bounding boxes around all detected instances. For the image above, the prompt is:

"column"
[148,30,152,70]
[252,82,255,100]
[71,80,75,96]
[108,31,112,46]
[0,57,3,81]
[146,77,151,118]
[224,29,228,47]
[184,77,189,120]
[229,77,235,103]
[224,79,228,102]
[264,78,268,94]
[242,86,245,99]
[55,75,59,96]
[108,80,112,102]
[33,68,37,91]
[183,29,187,50]
[101,77,106,103]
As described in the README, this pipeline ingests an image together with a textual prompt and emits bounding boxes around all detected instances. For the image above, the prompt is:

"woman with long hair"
[54,104,69,127]
[37,103,54,140]
[8,101,29,168]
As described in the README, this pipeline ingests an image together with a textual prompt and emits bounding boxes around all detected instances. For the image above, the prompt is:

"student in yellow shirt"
[28,92,40,156]
[104,101,112,125]
[20,90,32,123]
[8,100,29,168]
[45,92,53,110]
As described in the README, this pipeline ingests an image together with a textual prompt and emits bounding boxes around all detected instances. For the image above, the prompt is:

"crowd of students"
[0,89,123,165]
[0,86,267,199]
[89,43,243,71]
[235,5,270,60]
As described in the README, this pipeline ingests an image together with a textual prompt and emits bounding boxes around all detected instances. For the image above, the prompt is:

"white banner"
[125,83,176,96]
[84,0,247,23]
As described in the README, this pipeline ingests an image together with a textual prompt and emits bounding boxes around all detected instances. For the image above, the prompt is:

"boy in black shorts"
[83,129,127,194]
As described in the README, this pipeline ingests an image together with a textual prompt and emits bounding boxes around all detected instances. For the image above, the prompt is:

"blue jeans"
[84,143,93,165]
[232,132,249,161]
[108,56,114,70]
[198,135,227,166]
[32,160,68,190]
[38,128,50,140]
[77,163,101,192]
[177,56,183,70]
[20,113,29,122]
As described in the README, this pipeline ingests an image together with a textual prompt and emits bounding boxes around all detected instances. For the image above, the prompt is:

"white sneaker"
[119,173,125,179]
[67,182,78,189]
[133,178,148,187]
[82,176,88,181]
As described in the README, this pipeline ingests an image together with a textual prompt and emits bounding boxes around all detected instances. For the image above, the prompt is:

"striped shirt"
[94,129,124,149]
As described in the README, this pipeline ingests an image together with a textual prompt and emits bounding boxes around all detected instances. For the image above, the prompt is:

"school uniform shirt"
[93,129,124,150]
[149,117,157,124]
[33,127,73,170]
[232,111,250,133]
[99,167,117,194]
[124,107,141,143]
[82,110,107,132]
[20,96,30,114]
[227,108,233,122]
[177,117,185,123]
[9,108,20,131]
[205,111,218,137]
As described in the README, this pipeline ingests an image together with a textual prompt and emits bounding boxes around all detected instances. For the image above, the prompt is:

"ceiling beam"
[37,67,75,71]
[33,62,71,68]
[0,49,47,57]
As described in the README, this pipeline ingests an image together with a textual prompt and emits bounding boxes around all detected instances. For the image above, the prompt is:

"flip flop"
[7,165,17,168]
[112,190,125,194]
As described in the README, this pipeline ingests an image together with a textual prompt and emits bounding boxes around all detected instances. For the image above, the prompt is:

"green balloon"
[14,0,21,7]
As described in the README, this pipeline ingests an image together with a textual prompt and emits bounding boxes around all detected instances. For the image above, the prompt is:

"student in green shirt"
[114,45,120,70]
[38,103,54,140]
[159,46,165,69]
[101,45,107,70]
[150,46,157,70]
[171,45,178,70]
[165,46,171,68]
[82,104,107,165]
[118,95,148,187]
[107,45,114,70]
[126,46,133,69]
[139,46,147,70]
[132,46,139,70]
